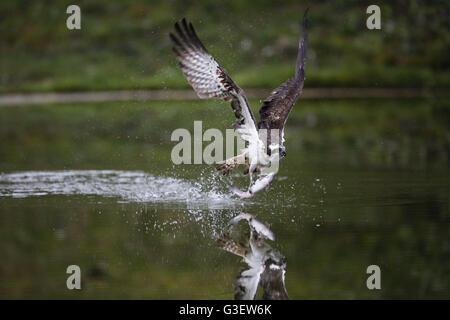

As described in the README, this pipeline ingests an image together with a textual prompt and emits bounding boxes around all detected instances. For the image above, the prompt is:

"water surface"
[0,98,448,299]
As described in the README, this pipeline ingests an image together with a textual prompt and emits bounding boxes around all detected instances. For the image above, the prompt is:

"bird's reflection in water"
[217,213,289,300]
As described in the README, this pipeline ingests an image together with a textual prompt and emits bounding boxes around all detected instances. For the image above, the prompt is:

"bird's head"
[279,146,287,158]
[265,249,287,269]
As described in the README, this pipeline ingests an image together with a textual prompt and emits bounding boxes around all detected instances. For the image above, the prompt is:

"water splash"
[0,170,241,208]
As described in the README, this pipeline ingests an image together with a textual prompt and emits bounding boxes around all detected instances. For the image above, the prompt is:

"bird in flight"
[170,10,309,198]
[217,212,289,300]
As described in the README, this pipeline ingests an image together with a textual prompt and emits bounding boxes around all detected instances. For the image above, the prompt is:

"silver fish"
[229,212,275,241]
[229,173,275,199]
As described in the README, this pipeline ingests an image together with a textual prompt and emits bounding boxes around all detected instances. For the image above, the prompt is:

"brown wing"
[216,237,248,258]
[170,18,259,142]
[260,259,289,300]
[257,10,309,132]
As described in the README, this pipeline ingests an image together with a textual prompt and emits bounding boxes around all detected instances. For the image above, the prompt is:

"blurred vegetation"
[0,0,449,92]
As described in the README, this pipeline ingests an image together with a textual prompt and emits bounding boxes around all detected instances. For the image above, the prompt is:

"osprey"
[170,10,309,198]
[217,213,289,300]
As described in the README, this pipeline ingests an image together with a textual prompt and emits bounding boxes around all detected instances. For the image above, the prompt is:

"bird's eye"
[279,148,287,157]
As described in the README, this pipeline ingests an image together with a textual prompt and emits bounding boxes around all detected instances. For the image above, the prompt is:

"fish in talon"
[230,173,276,199]
[229,213,275,241]
[229,184,253,198]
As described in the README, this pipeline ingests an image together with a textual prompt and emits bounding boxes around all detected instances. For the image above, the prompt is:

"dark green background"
[1,0,449,92]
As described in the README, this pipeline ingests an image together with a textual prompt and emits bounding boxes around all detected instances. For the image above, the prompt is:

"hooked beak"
[280,257,287,268]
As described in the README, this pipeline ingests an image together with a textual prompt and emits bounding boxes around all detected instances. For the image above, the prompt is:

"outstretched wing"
[170,19,259,143]
[260,263,289,300]
[216,235,262,300]
[234,265,264,300]
[257,10,309,135]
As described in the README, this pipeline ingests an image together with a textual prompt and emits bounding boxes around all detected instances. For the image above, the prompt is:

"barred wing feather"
[170,18,260,144]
